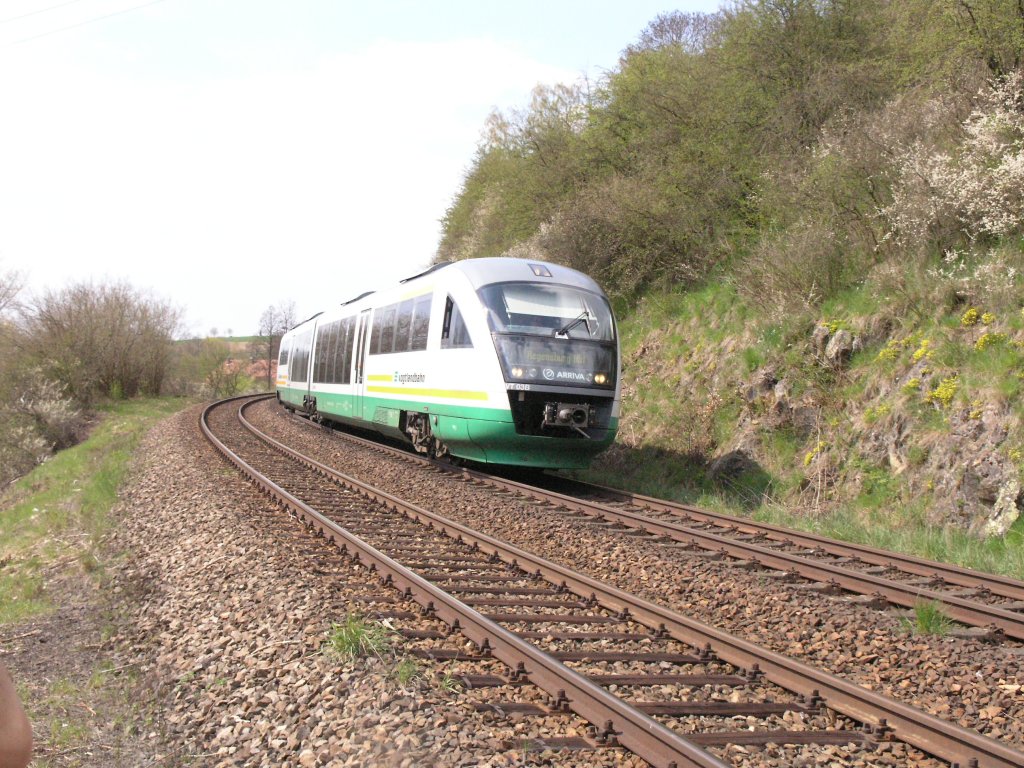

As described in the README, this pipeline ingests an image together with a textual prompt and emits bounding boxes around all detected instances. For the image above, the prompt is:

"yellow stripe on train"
[367,385,488,401]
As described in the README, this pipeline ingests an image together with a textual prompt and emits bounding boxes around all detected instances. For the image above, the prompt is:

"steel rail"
[249,399,1024,768]
[568,480,1024,600]
[451,470,1024,641]
[202,397,726,768]
[287,415,1024,640]
[283,409,1024,603]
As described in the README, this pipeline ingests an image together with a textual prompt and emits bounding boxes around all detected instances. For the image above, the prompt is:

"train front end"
[461,260,621,468]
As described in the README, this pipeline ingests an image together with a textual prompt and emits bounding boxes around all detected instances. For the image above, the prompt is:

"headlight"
[594,373,607,385]
[511,367,524,377]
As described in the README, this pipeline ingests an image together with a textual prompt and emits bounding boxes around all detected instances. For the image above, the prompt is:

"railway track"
[203,395,1024,768]
[288,406,1024,643]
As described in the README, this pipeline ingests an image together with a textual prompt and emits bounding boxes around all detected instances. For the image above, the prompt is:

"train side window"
[278,342,290,367]
[394,299,413,353]
[441,296,473,349]
[322,324,335,382]
[325,321,340,383]
[340,316,354,383]
[291,330,311,383]
[313,325,329,383]
[410,295,431,351]
[335,318,346,384]
[313,326,324,383]
[370,310,383,355]
[334,320,344,382]
[379,305,396,354]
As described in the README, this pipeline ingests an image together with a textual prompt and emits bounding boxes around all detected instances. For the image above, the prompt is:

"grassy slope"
[0,397,189,622]
[1,396,190,765]
[581,276,1024,579]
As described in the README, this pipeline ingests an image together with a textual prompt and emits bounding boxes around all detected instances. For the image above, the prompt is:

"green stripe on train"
[276,385,617,469]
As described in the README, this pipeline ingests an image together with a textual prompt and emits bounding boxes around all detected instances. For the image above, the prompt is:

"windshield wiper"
[555,311,591,338]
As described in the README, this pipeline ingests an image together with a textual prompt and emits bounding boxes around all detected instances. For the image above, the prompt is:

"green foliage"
[900,601,954,636]
[437,668,462,694]
[901,377,922,395]
[926,375,960,408]
[741,345,765,372]
[0,397,186,624]
[392,657,420,686]
[441,1,1019,299]
[0,566,45,624]
[327,615,390,662]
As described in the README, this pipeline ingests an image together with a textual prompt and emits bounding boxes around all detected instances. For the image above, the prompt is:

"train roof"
[282,257,608,336]
[288,311,322,332]
[430,257,605,295]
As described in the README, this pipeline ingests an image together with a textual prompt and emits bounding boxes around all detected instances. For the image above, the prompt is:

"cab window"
[441,296,472,349]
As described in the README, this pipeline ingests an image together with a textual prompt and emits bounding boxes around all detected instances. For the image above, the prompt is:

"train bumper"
[437,416,618,469]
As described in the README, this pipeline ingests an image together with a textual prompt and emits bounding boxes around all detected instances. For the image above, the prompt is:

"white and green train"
[276,257,621,469]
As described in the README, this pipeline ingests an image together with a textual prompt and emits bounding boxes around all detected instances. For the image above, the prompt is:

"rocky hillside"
[438,2,1024,552]
[593,280,1023,545]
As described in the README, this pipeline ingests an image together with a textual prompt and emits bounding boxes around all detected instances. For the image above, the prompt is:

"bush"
[732,219,849,322]
[0,374,85,485]
[884,72,1024,253]
[19,282,180,404]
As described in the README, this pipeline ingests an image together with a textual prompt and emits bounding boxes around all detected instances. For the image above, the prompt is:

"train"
[276,257,621,469]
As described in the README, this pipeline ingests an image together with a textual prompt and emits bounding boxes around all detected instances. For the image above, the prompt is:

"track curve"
[202,395,1024,768]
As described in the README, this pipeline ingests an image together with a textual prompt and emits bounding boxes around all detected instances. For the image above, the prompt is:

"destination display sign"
[492,334,616,390]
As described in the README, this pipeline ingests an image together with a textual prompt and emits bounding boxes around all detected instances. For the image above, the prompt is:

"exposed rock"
[773,379,791,401]
[824,329,855,367]
[811,324,831,355]
[790,405,820,440]
[983,478,1023,536]
[922,406,1019,532]
[744,368,778,402]
[707,448,758,483]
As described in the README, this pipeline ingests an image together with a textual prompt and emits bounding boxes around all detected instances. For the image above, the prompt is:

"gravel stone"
[104,405,639,766]
[248,400,1024,753]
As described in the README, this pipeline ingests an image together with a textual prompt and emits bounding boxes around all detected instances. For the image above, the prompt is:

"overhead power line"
[7,0,169,45]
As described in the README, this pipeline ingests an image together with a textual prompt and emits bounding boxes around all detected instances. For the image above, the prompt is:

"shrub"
[20,282,180,404]
[733,219,849,322]
[0,421,51,486]
[926,374,960,408]
[885,72,1024,252]
[327,616,390,662]
[975,331,1007,350]
[902,377,922,394]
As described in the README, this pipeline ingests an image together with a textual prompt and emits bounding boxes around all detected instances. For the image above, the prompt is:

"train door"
[301,322,317,414]
[353,308,372,420]
[287,325,315,412]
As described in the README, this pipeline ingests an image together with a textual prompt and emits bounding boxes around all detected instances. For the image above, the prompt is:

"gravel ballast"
[247,399,1024,752]
[105,405,644,767]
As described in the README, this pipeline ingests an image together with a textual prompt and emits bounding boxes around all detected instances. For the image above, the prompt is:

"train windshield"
[478,283,615,341]
[480,282,617,390]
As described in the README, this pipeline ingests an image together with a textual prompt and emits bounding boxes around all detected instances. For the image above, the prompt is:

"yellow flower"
[803,440,828,467]
[912,339,930,362]
[975,332,1007,351]
[877,340,901,361]
[926,375,959,408]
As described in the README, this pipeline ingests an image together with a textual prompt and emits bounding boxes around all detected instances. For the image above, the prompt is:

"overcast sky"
[0,0,721,336]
